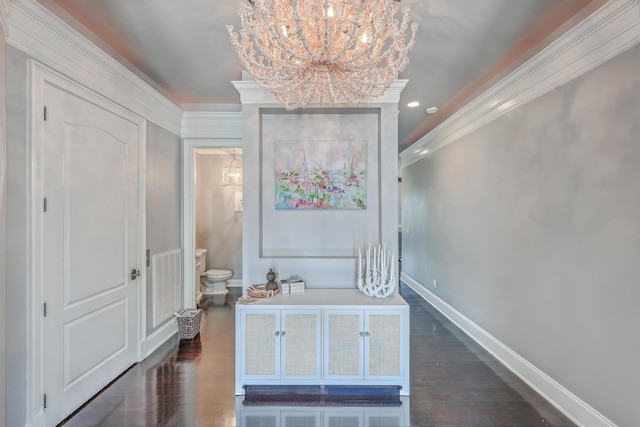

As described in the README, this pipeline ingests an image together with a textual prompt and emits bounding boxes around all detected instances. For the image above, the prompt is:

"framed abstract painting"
[274,139,367,210]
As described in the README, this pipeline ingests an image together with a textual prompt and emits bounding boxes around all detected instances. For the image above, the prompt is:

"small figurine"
[265,268,278,291]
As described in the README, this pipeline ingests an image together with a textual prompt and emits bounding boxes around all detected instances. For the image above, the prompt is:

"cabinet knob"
[281,331,286,337]
[275,331,280,337]
[365,331,370,337]
[359,332,365,337]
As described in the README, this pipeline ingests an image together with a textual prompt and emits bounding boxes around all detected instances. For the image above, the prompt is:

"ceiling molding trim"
[5,0,183,135]
[0,0,9,35]
[181,112,243,139]
[401,0,640,167]
[232,79,409,106]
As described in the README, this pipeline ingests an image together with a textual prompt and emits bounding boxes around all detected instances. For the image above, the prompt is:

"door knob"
[130,268,141,280]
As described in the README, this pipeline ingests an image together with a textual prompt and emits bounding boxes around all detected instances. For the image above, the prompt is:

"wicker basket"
[176,309,202,339]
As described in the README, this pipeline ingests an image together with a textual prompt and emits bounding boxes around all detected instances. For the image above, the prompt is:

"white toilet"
[196,248,232,305]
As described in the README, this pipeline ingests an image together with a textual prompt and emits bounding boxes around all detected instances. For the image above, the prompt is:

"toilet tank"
[195,248,207,275]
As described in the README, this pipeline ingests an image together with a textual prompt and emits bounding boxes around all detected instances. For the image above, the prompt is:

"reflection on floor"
[237,395,410,427]
[60,284,576,427]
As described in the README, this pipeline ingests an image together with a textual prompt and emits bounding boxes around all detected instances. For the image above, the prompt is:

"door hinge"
[43,302,47,317]
[43,393,47,410]
[43,197,48,212]
[43,106,47,121]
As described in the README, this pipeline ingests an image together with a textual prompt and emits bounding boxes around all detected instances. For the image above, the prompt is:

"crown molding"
[5,0,183,135]
[0,0,9,35]
[401,0,640,167]
[181,111,243,139]
[232,79,408,106]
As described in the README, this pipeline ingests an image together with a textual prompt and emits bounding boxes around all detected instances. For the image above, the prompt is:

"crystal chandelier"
[221,150,242,186]
[227,0,418,110]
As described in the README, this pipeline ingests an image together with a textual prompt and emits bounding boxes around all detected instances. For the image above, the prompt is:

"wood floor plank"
[60,285,576,427]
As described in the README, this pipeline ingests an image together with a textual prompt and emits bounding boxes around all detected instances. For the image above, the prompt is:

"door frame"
[27,60,147,426]
[181,138,242,309]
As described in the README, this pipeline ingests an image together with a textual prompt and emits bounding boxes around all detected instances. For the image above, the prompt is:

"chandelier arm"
[331,69,373,104]
[322,0,397,68]
[228,29,266,78]
[272,70,317,109]
[356,17,417,78]
[291,0,320,62]
[335,34,391,69]
[330,0,366,63]
[322,0,333,62]
[233,2,308,81]
[255,3,307,74]
[339,22,413,74]
[350,1,396,60]
[228,5,276,77]
[266,1,316,71]
[338,2,404,68]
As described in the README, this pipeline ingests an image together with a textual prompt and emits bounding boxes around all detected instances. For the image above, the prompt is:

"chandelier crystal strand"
[227,0,417,110]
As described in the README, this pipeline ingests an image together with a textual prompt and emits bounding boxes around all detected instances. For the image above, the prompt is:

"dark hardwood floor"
[60,284,576,427]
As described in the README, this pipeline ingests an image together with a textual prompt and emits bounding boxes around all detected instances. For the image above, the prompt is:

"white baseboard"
[141,318,178,359]
[401,272,616,427]
[227,279,243,288]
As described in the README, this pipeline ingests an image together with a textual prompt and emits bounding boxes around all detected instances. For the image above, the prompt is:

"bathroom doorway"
[182,139,242,309]
[194,148,243,304]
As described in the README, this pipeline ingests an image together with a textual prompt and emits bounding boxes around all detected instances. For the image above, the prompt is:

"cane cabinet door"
[323,310,365,380]
[364,310,406,381]
[281,310,322,380]
[241,310,280,379]
[240,309,322,380]
[324,309,406,382]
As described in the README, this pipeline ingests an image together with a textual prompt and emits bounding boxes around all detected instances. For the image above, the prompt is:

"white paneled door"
[41,81,141,425]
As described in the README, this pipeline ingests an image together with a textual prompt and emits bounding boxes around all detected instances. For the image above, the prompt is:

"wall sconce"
[221,150,242,186]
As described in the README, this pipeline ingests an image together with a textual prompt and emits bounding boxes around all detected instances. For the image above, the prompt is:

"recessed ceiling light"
[426,107,439,115]
[407,101,420,108]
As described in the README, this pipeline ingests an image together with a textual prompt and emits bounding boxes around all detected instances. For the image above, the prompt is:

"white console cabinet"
[236,290,409,395]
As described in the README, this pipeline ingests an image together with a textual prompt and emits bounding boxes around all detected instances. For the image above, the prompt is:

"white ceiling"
[36,0,602,150]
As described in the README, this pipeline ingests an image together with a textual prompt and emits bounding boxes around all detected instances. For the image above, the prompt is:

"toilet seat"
[203,269,232,281]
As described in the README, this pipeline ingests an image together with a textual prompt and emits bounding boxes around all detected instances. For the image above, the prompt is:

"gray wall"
[5,44,30,427]
[195,152,243,279]
[401,44,640,425]
[146,122,182,334]
[0,26,7,427]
